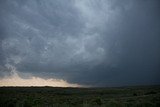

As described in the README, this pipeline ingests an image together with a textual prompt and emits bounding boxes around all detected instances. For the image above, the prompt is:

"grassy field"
[0,86,160,107]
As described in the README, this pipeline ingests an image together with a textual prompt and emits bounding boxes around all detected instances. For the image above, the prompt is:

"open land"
[0,85,160,107]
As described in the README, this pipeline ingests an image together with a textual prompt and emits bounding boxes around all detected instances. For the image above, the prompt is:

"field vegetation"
[0,86,160,107]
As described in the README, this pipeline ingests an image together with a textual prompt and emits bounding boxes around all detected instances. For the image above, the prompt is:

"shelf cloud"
[0,0,160,86]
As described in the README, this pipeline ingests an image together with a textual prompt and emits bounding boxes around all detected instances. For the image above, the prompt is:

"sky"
[0,0,160,87]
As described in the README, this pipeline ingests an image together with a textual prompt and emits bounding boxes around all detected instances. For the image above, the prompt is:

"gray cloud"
[0,0,160,86]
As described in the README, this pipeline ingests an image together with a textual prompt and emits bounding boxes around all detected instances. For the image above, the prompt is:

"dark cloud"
[0,0,160,86]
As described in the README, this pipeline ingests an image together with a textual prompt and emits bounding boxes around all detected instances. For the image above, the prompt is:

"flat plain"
[0,86,160,107]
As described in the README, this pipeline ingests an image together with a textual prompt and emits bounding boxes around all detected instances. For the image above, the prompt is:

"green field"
[0,86,160,107]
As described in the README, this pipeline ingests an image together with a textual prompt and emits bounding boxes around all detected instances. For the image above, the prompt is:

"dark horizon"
[1,84,160,88]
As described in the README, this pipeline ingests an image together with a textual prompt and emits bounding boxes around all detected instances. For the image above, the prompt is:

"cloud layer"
[0,0,160,86]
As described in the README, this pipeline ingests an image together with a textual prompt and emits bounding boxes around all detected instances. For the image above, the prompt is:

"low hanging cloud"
[0,74,82,87]
[0,64,82,87]
[0,73,82,87]
[0,0,160,87]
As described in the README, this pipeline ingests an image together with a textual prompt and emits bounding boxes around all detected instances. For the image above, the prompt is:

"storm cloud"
[0,0,160,86]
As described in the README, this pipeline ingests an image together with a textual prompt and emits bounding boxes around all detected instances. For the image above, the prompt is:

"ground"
[0,86,160,107]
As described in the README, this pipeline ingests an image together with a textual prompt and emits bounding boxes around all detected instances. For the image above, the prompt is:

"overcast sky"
[0,0,160,87]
